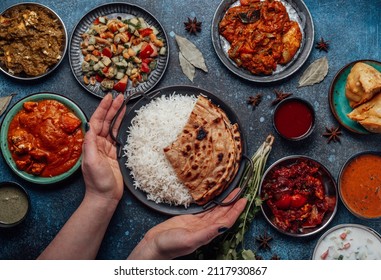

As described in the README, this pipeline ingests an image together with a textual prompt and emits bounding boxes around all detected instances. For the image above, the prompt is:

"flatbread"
[164,95,242,205]
[347,92,381,133]
[345,62,381,108]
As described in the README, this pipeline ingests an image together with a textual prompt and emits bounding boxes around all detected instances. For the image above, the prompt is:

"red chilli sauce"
[274,99,314,139]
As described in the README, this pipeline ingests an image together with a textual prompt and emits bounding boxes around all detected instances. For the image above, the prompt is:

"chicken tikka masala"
[8,100,84,177]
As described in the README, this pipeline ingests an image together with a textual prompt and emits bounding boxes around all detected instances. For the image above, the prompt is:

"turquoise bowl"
[328,60,381,134]
[0,92,88,184]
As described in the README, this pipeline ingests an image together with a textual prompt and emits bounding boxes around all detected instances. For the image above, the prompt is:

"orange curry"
[7,99,84,177]
[340,154,381,218]
[219,0,302,75]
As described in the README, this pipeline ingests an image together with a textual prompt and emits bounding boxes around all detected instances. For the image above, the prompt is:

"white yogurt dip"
[312,224,381,260]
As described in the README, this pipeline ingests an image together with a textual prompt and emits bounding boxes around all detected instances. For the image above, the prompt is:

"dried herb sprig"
[198,135,274,260]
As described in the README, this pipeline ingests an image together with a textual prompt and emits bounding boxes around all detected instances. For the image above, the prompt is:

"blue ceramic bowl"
[0,92,88,184]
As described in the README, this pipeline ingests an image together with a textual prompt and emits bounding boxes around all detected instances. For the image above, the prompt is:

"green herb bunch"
[196,135,274,260]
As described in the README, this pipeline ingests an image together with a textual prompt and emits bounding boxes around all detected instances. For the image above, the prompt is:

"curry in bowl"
[1,93,87,184]
[0,3,67,79]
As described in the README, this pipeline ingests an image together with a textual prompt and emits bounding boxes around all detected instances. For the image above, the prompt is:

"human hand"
[128,188,247,259]
[81,93,125,203]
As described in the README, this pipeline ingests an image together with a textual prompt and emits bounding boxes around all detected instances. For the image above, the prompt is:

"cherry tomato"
[274,194,291,209]
[290,194,307,208]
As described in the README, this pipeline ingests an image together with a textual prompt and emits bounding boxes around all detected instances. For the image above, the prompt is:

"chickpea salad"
[80,15,166,93]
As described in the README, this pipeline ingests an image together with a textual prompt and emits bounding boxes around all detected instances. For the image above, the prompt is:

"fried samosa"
[345,62,381,108]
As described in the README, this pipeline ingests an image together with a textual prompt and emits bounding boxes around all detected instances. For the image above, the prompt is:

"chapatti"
[164,95,242,205]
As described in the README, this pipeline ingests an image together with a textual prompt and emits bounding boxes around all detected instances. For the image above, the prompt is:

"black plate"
[115,85,247,215]
[69,2,169,98]
[211,0,314,83]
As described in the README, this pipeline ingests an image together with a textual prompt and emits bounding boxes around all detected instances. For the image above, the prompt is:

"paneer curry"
[7,100,84,177]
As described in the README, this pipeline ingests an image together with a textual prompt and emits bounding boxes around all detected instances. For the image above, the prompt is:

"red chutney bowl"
[273,97,315,141]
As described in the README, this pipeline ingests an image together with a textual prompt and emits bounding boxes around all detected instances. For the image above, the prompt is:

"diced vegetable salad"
[80,15,166,92]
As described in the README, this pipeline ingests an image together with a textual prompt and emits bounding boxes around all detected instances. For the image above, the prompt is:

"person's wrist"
[83,190,120,215]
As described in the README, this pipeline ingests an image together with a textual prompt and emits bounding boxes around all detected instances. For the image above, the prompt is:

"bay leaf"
[0,94,16,117]
[241,249,255,260]
[175,34,208,72]
[298,56,329,87]
[179,51,195,82]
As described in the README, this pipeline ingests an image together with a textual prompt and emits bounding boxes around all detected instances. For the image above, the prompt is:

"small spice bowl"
[312,224,381,260]
[273,97,315,141]
[0,181,30,228]
[338,151,381,220]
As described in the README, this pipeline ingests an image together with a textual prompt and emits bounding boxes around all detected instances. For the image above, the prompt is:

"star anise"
[272,89,293,105]
[315,37,330,52]
[271,254,281,260]
[323,126,342,143]
[256,231,272,250]
[255,255,264,260]
[247,94,262,109]
[184,17,202,34]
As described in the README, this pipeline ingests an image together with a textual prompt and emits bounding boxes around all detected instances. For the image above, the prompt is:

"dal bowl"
[0,92,88,184]
[338,151,381,220]
[0,2,68,80]
[259,155,338,237]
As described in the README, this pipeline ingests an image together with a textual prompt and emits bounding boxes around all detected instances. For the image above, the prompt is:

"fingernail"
[85,122,90,132]
[218,227,229,233]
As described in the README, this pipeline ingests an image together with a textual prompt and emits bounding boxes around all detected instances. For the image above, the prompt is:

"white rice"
[123,93,197,207]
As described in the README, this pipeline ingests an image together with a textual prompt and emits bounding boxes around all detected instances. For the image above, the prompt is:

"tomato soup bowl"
[0,92,88,184]
[338,151,381,220]
[259,155,338,237]
[273,97,315,141]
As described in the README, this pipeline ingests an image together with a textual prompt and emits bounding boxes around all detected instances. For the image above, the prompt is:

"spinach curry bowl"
[0,2,68,80]
[0,92,88,184]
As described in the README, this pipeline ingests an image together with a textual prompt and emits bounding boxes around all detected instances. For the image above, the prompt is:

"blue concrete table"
[1,0,380,260]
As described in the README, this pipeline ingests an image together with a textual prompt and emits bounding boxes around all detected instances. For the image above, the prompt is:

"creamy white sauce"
[313,225,381,260]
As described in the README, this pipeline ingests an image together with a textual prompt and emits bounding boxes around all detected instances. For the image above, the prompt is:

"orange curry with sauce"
[340,154,381,218]
[7,100,84,177]
[219,0,302,75]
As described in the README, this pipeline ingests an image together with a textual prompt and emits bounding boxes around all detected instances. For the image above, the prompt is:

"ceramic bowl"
[338,151,381,220]
[312,224,381,260]
[0,92,88,184]
[0,181,30,228]
[259,155,338,237]
[0,2,68,80]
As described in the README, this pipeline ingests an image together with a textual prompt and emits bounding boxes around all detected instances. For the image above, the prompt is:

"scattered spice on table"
[298,56,329,87]
[271,89,292,105]
[256,231,273,250]
[184,17,202,34]
[0,93,16,117]
[271,254,281,260]
[315,37,330,52]
[323,126,342,143]
[247,94,262,109]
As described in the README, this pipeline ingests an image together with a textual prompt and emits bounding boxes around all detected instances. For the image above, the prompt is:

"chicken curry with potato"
[219,0,302,75]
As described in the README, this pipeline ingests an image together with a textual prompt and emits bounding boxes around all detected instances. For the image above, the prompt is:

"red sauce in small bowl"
[273,98,315,140]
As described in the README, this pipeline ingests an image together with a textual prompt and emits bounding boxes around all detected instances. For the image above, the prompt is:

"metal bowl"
[259,155,338,237]
[0,92,88,184]
[338,151,381,220]
[0,181,30,228]
[0,2,68,80]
